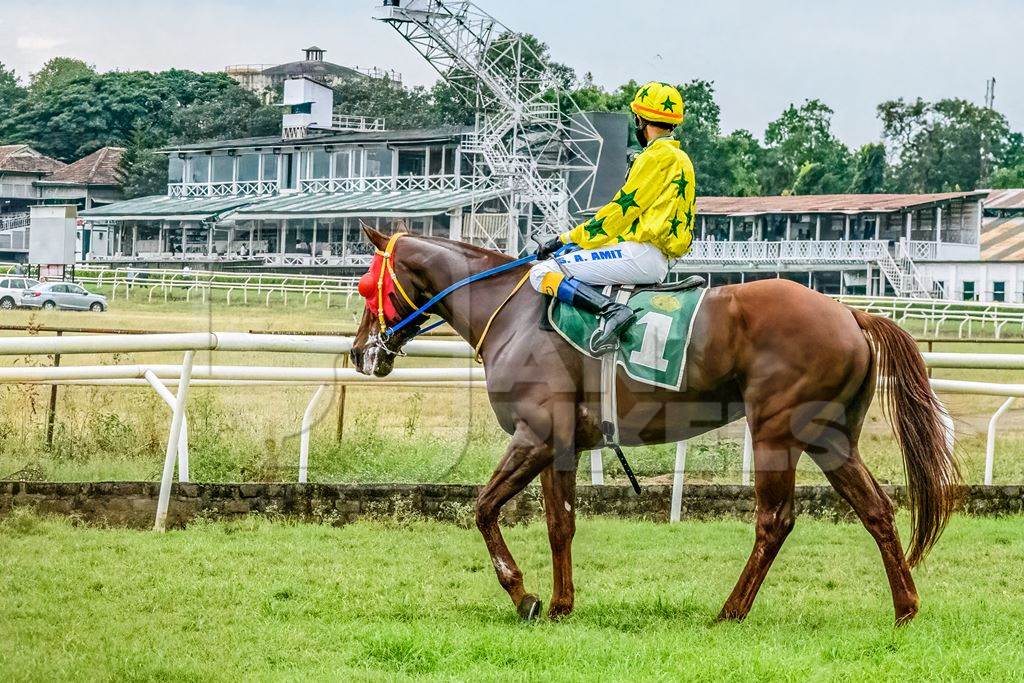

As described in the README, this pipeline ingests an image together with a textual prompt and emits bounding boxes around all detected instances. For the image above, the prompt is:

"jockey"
[530,81,697,354]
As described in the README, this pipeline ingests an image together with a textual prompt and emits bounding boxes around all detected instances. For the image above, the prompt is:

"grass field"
[2,510,1023,681]
[5,294,1024,486]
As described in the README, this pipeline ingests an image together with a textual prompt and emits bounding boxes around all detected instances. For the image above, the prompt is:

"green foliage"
[29,57,95,93]
[764,99,852,194]
[848,143,888,193]
[879,97,1012,192]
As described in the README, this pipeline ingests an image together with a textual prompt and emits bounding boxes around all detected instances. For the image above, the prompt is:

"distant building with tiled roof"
[226,45,401,99]
[35,146,125,209]
[0,145,65,176]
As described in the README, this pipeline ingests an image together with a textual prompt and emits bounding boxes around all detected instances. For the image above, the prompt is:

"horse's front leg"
[475,419,553,620]
[540,459,578,619]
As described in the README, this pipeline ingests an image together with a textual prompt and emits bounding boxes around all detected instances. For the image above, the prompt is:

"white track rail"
[1,333,1023,526]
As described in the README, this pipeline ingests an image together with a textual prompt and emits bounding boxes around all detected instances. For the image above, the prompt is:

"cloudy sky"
[1,0,1020,146]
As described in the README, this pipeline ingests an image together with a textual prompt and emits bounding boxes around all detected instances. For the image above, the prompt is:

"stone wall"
[1,481,1023,528]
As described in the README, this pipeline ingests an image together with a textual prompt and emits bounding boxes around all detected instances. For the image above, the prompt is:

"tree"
[878,97,1011,192]
[847,143,887,193]
[29,57,95,92]
[0,63,26,139]
[117,126,168,198]
[333,76,438,128]
[764,99,851,194]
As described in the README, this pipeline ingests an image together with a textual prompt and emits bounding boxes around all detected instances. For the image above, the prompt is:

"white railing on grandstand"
[0,213,30,231]
[299,174,471,194]
[682,239,889,264]
[0,332,1023,528]
[330,114,386,132]
[167,180,278,198]
[75,267,360,307]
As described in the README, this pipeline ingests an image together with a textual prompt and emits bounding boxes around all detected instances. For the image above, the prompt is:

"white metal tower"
[376,0,603,253]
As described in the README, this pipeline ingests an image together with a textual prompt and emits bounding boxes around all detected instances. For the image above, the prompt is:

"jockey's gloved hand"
[535,236,564,261]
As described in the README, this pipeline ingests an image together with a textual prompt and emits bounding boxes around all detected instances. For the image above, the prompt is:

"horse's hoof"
[517,594,542,622]
[547,603,573,620]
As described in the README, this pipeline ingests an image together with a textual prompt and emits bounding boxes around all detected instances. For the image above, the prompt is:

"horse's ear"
[361,224,390,250]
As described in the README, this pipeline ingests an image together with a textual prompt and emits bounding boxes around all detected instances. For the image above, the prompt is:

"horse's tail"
[850,307,960,567]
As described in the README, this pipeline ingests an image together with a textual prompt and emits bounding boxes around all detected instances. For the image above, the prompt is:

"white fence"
[75,267,361,307]
[838,295,1024,338]
[1,333,1024,529]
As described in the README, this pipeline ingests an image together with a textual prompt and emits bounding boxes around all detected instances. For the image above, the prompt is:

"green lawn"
[2,511,1023,681]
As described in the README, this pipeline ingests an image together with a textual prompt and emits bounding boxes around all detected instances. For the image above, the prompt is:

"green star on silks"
[627,217,640,234]
[583,216,606,239]
[612,188,640,215]
[670,174,689,198]
[638,86,651,101]
[668,214,683,238]
[684,206,694,228]
[661,97,676,112]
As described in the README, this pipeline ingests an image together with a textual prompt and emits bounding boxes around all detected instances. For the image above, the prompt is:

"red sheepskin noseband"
[358,250,400,331]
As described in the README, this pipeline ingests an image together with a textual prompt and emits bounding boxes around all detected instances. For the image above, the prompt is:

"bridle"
[361,232,538,362]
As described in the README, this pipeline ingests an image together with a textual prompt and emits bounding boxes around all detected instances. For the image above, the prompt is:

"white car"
[0,276,40,310]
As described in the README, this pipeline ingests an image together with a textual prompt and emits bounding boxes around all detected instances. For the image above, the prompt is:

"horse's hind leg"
[540,461,578,619]
[811,443,919,625]
[718,438,799,622]
[476,421,553,621]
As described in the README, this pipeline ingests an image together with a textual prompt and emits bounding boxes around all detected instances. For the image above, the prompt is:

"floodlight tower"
[376,0,603,253]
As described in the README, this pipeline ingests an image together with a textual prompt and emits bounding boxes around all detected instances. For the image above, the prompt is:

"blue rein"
[386,252,539,337]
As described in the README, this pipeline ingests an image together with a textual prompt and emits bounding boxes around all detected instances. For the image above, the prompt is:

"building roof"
[0,145,65,175]
[80,195,259,221]
[164,125,470,153]
[261,59,365,81]
[697,191,988,216]
[984,189,1024,211]
[36,147,125,187]
[228,187,505,220]
[982,216,1024,260]
[80,186,505,222]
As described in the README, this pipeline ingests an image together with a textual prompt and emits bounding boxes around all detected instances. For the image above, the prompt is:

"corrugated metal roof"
[79,187,504,221]
[80,195,259,221]
[984,189,1024,211]
[230,187,504,219]
[982,216,1024,260]
[165,125,471,153]
[697,191,988,215]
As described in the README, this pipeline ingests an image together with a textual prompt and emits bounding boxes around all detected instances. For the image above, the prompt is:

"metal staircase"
[872,241,936,299]
[377,0,601,250]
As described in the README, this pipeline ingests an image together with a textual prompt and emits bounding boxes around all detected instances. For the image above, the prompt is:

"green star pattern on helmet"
[668,214,683,238]
[638,86,650,101]
[612,188,640,215]
[583,216,606,239]
[671,174,688,197]
[661,97,676,112]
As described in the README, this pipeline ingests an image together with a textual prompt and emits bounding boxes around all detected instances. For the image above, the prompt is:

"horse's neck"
[419,243,523,349]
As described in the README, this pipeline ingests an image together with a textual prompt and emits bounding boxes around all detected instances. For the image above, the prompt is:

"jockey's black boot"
[568,282,636,355]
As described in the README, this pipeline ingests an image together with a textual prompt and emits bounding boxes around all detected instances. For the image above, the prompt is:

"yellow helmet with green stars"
[630,81,684,126]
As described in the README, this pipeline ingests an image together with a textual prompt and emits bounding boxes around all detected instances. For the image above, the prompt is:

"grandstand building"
[78,75,1024,303]
[226,46,401,99]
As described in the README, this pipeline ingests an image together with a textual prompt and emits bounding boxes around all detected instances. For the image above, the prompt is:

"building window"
[444,146,456,175]
[365,147,392,177]
[237,154,259,182]
[168,157,184,183]
[352,149,363,177]
[934,280,946,298]
[261,154,278,182]
[962,281,976,301]
[993,281,1006,302]
[212,155,233,183]
[333,150,351,178]
[428,146,444,176]
[189,156,210,183]
[398,149,426,177]
[308,149,331,179]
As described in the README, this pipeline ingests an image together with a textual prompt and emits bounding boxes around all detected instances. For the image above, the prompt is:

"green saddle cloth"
[547,286,708,390]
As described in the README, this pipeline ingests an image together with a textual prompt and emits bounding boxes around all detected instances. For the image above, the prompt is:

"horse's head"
[350,226,426,377]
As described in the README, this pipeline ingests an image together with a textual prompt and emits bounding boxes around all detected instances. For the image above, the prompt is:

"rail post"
[299,384,329,483]
[670,441,687,522]
[45,330,62,449]
[742,425,753,486]
[589,449,604,485]
[336,354,349,440]
[985,397,1015,486]
[154,350,195,532]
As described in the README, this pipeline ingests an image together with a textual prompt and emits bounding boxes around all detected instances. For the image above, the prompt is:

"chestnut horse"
[350,228,959,625]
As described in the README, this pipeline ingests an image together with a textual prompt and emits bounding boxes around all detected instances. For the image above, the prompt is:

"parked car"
[0,276,41,309]
[21,282,107,312]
